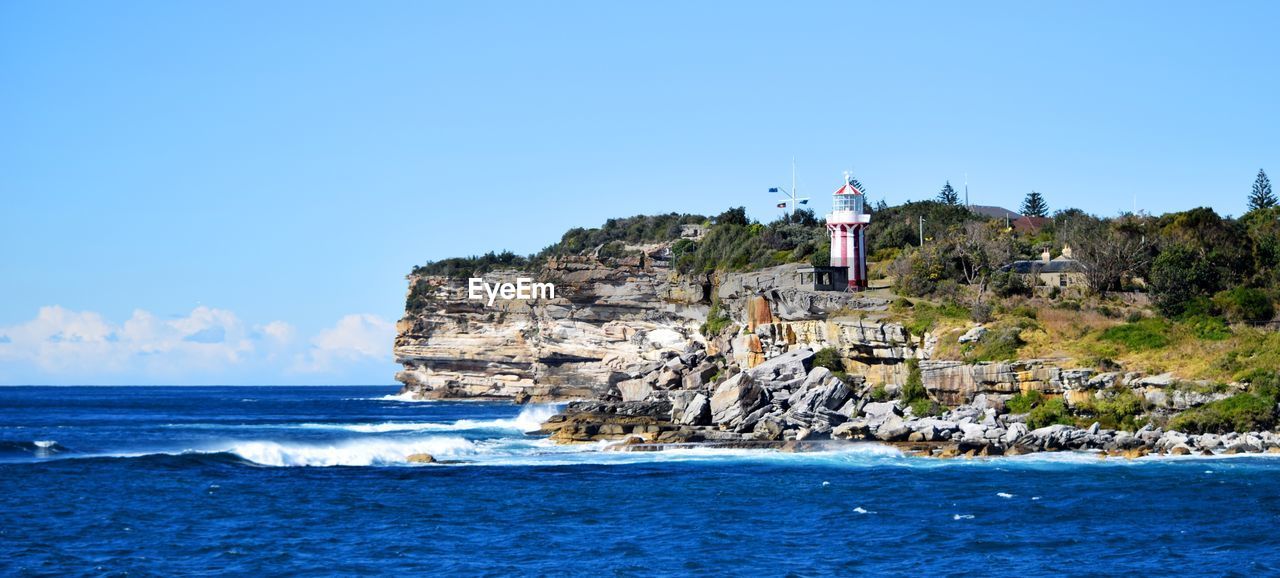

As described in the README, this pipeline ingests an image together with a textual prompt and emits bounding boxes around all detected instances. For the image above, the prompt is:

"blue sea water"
[3,386,1280,576]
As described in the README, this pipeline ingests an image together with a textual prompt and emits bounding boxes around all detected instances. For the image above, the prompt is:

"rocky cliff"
[393,246,920,401]
[394,248,710,400]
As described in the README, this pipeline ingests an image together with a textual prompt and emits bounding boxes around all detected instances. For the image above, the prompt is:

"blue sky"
[2,1,1277,384]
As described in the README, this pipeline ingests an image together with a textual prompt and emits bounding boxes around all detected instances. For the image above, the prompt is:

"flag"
[799,199,809,205]
[776,202,787,208]
[768,187,779,193]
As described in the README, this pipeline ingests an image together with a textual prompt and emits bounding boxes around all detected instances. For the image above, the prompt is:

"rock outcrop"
[394,250,710,401]
[394,253,903,401]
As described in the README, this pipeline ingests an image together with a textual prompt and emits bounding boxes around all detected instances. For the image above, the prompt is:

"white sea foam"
[953,514,975,520]
[853,507,875,514]
[33,440,57,448]
[374,392,434,402]
[301,404,562,434]
[226,436,481,467]
[997,492,1014,498]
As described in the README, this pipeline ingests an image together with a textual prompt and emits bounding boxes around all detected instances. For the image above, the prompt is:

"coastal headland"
[395,205,1280,458]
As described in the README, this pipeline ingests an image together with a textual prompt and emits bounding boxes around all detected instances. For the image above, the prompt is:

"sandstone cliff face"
[393,256,922,400]
[394,251,710,400]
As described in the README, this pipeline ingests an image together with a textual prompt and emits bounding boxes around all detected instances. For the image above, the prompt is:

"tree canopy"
[1021,191,1049,217]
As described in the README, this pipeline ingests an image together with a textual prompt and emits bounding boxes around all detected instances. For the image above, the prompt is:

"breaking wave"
[302,404,561,434]
[225,436,480,467]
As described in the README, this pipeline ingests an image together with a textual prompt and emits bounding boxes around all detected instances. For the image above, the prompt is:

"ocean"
[2,386,1279,576]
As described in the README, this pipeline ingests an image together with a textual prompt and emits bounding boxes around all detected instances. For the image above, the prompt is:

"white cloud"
[259,320,296,344]
[0,306,395,384]
[293,314,396,373]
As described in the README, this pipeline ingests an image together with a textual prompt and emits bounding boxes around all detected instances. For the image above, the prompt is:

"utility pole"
[919,216,925,246]
[964,173,969,208]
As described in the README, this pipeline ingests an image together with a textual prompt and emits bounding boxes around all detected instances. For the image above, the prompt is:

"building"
[679,224,708,240]
[795,265,849,292]
[967,205,1022,221]
[1011,216,1052,234]
[826,175,871,290]
[1000,245,1087,289]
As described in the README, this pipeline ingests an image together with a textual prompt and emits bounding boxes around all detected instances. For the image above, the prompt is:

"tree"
[1249,169,1277,211]
[715,206,750,226]
[937,181,959,205]
[1149,243,1217,317]
[1058,213,1151,294]
[1021,191,1049,217]
[950,221,1015,301]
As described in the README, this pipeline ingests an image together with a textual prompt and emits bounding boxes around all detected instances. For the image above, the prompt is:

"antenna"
[964,172,970,207]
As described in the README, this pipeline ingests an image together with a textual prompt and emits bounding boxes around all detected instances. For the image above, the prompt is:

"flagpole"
[791,157,797,217]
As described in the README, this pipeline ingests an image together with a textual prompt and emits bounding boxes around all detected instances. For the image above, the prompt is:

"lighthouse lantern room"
[826,173,871,290]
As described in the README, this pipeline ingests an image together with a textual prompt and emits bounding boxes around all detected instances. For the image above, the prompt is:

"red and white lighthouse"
[826,174,871,290]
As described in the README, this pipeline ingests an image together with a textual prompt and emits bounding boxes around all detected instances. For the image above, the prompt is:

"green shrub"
[812,348,845,373]
[1076,388,1145,431]
[901,358,927,403]
[1168,394,1277,434]
[1010,305,1039,320]
[910,398,942,417]
[870,384,889,402]
[989,270,1031,298]
[404,279,438,313]
[1181,314,1231,340]
[1238,368,1280,402]
[1213,287,1275,323]
[970,301,993,323]
[1027,398,1073,429]
[1006,390,1044,414]
[969,326,1025,361]
[700,302,733,337]
[1099,318,1171,351]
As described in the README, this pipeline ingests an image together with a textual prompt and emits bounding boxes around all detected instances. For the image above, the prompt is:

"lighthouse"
[826,174,871,290]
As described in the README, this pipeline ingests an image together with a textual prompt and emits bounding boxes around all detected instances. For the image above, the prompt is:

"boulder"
[710,373,768,426]
[682,362,719,390]
[406,453,436,463]
[787,368,853,414]
[1134,373,1175,387]
[745,348,814,382]
[679,393,711,426]
[862,401,902,422]
[618,379,654,402]
[654,369,682,389]
[958,325,987,343]
[874,415,912,441]
[832,419,871,440]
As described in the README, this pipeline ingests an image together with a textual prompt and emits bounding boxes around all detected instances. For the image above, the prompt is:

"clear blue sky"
[2,1,1277,384]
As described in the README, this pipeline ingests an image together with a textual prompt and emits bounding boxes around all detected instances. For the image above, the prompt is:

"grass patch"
[1180,314,1231,341]
[1099,318,1172,351]
[901,301,969,337]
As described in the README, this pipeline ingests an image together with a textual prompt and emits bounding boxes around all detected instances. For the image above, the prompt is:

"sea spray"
[227,436,479,467]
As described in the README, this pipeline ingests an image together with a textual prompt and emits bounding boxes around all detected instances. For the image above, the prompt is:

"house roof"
[833,181,864,196]
[968,205,1022,220]
[1000,259,1086,274]
[1012,216,1052,233]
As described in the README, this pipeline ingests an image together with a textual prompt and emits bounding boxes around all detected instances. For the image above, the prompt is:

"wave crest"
[227,436,478,467]
[302,404,561,434]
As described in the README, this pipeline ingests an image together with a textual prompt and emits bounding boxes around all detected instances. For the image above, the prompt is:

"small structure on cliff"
[825,173,872,290]
[1000,244,1087,290]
